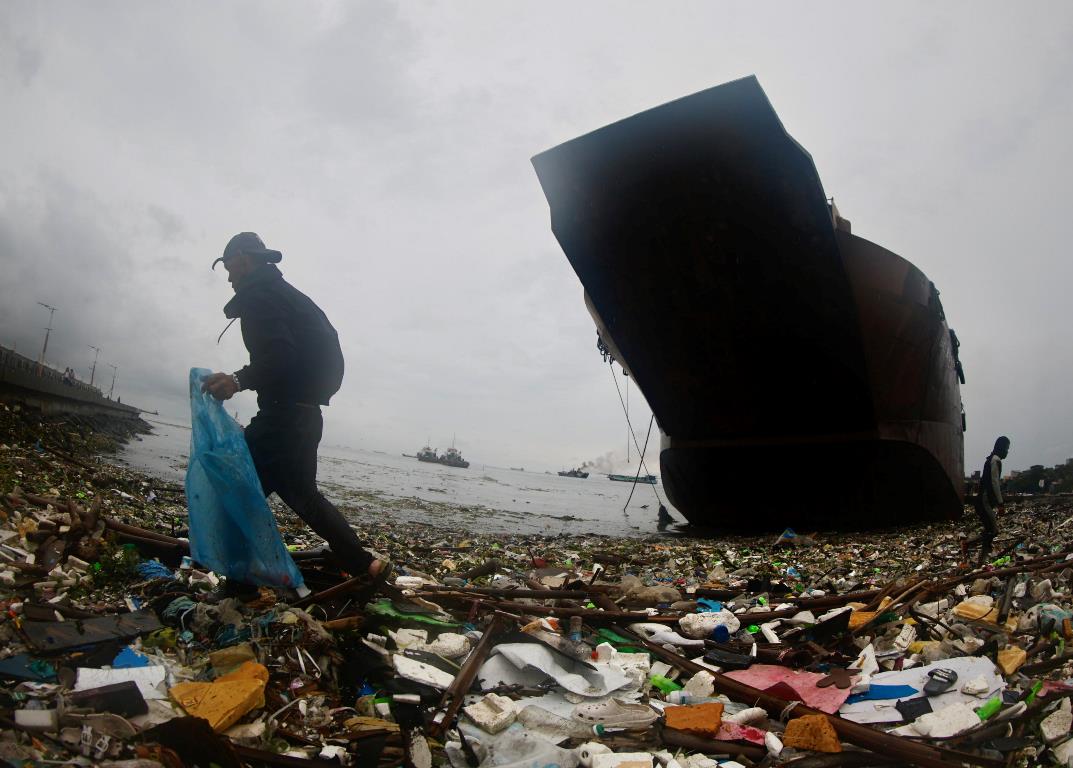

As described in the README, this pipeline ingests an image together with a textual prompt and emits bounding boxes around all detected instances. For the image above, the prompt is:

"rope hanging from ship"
[622,412,658,515]
[606,356,664,513]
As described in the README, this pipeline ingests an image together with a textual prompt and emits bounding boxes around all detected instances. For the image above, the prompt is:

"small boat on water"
[558,468,590,478]
[608,473,657,484]
[412,443,470,469]
[440,446,470,469]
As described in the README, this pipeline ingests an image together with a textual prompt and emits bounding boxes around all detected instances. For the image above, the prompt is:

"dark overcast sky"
[2,2,1071,474]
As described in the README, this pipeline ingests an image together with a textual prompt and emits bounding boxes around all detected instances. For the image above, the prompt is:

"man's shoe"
[370,560,394,592]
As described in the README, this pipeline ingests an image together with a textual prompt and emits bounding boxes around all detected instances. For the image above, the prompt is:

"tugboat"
[439,446,470,469]
[415,446,439,463]
[558,468,590,479]
[532,76,966,531]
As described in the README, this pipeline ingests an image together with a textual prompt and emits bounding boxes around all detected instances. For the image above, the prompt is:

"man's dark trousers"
[245,403,373,574]
[973,495,999,564]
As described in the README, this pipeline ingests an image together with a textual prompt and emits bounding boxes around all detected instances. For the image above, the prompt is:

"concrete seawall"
[0,347,144,420]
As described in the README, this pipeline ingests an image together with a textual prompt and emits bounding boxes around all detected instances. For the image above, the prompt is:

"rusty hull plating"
[533,76,964,531]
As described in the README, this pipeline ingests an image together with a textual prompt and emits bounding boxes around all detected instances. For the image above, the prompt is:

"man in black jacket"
[202,232,388,583]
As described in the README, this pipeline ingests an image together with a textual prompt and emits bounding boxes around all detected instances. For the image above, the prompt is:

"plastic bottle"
[569,616,583,642]
[650,675,683,694]
[666,690,694,705]
[976,696,1002,721]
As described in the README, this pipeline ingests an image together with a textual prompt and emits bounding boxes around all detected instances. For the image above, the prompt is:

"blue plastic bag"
[185,368,305,591]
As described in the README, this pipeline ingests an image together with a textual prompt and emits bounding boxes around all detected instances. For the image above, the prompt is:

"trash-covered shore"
[3,404,1073,767]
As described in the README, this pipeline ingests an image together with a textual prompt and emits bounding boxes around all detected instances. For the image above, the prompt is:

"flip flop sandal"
[703,648,753,671]
[571,698,659,728]
[924,667,958,696]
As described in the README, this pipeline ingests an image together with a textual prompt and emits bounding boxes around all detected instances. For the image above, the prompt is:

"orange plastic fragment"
[664,702,725,737]
[848,611,877,631]
[782,714,842,753]
[168,661,269,732]
[997,647,1027,676]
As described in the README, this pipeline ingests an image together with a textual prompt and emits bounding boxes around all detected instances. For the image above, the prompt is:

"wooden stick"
[321,615,364,631]
[427,594,678,622]
[427,612,508,741]
[661,728,766,760]
[420,585,596,600]
[104,518,189,549]
[293,575,364,608]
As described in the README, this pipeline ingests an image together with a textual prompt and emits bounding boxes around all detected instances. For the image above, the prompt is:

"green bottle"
[976,696,1001,721]
[650,675,683,693]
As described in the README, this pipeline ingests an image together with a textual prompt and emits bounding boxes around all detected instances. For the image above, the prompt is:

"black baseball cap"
[212,232,283,270]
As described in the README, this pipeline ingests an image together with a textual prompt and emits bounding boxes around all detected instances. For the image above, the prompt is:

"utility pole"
[88,345,101,387]
[107,363,118,399]
[36,302,57,373]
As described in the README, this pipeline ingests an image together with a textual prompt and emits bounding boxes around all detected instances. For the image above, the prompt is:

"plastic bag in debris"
[185,368,305,591]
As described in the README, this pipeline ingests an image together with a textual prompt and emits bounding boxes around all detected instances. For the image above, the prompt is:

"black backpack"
[301,308,344,405]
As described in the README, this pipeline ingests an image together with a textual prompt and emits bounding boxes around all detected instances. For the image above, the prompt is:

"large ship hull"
[533,76,964,531]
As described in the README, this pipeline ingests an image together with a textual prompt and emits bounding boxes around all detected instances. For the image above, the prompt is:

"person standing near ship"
[657,504,675,531]
[964,435,1010,566]
[200,232,390,588]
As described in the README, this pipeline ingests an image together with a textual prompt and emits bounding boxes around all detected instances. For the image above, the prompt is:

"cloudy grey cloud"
[1,1,1072,480]
[146,205,189,244]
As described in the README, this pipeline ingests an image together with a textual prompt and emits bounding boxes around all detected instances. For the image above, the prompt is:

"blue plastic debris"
[113,647,150,669]
[162,596,197,625]
[136,560,175,581]
[214,624,252,648]
[185,368,305,591]
[845,684,919,704]
[1040,607,1072,635]
[775,528,797,544]
[696,598,723,613]
[0,654,56,682]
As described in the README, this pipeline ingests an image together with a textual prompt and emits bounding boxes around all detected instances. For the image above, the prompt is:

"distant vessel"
[440,446,470,469]
[608,473,657,484]
[558,468,590,479]
[412,438,470,468]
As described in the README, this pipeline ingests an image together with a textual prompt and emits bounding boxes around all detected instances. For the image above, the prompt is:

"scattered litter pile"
[4,404,1073,767]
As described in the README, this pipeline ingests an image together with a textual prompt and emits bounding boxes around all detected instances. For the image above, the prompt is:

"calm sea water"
[114,418,671,537]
